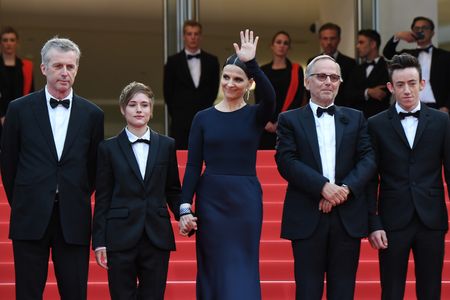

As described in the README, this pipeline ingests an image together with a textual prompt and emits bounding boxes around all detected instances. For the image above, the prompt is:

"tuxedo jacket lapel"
[60,96,83,161]
[412,104,430,149]
[118,130,145,184]
[334,106,347,153]
[179,51,195,88]
[143,130,159,183]
[300,105,323,172]
[31,90,58,160]
[387,106,410,149]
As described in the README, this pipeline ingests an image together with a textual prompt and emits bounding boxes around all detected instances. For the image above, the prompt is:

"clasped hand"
[179,213,198,237]
[319,182,350,213]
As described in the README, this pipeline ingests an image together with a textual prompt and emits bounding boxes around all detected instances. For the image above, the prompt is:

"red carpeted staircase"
[0,150,449,299]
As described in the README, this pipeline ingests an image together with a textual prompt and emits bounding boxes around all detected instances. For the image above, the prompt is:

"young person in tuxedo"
[368,54,450,300]
[383,16,450,112]
[345,29,390,118]
[275,55,376,300]
[0,37,104,300]
[163,20,220,149]
[92,82,181,300]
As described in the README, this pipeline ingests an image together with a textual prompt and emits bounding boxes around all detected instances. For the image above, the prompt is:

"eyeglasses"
[309,73,341,83]
[413,26,432,32]
[275,40,290,46]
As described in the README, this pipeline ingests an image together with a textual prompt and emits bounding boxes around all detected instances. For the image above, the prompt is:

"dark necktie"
[398,111,420,120]
[187,54,201,60]
[50,98,70,109]
[316,105,336,118]
[131,139,150,145]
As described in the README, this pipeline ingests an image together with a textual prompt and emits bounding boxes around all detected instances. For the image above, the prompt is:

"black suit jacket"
[307,52,356,106]
[275,105,376,240]
[163,50,219,121]
[0,89,104,245]
[368,104,450,233]
[383,37,450,110]
[345,57,391,118]
[92,129,181,252]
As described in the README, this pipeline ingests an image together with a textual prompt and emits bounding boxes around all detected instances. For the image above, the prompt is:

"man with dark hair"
[163,20,220,149]
[383,16,450,112]
[1,37,104,300]
[0,26,34,124]
[345,29,390,118]
[368,53,450,300]
[308,22,356,106]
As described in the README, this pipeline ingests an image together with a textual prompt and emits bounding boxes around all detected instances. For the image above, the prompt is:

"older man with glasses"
[383,16,450,113]
[275,55,376,300]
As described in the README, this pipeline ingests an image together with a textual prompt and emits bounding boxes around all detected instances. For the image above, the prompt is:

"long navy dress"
[181,59,275,300]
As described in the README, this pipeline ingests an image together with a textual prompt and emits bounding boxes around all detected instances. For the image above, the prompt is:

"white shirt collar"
[45,85,73,102]
[309,100,334,111]
[185,49,201,56]
[125,126,150,143]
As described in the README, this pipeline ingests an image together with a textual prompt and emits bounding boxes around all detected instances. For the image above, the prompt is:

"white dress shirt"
[125,127,150,179]
[310,101,336,183]
[45,86,72,160]
[364,57,381,100]
[185,49,201,88]
[396,102,421,148]
[418,47,436,104]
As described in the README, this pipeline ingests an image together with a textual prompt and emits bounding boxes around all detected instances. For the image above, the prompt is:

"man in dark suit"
[92,82,181,299]
[276,55,376,300]
[0,37,104,300]
[368,54,450,300]
[308,23,356,107]
[163,20,220,149]
[345,29,390,118]
[383,16,450,112]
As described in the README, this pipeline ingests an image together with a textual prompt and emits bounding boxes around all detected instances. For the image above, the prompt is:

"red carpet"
[0,150,449,299]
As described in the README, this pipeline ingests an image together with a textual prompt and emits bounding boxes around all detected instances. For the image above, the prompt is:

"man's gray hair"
[305,54,341,78]
[41,37,81,66]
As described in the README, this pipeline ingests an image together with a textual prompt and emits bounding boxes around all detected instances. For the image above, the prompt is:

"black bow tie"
[398,110,420,120]
[316,105,336,117]
[187,54,201,60]
[131,138,150,145]
[363,61,376,68]
[416,46,432,54]
[49,98,70,109]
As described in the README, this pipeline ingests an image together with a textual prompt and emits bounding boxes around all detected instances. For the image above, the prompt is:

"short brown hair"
[387,54,422,82]
[183,20,202,34]
[0,26,19,39]
[319,23,341,38]
[119,81,154,110]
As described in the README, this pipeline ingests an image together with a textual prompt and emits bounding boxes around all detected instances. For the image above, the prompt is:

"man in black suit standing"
[345,29,390,118]
[383,16,450,112]
[1,37,104,300]
[308,23,356,107]
[93,82,181,299]
[163,20,220,149]
[368,54,450,300]
[276,55,376,300]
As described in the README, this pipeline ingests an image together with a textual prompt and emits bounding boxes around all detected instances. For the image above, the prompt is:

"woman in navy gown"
[179,29,275,300]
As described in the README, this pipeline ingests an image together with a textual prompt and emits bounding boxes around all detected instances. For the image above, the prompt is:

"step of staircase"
[0,150,448,299]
